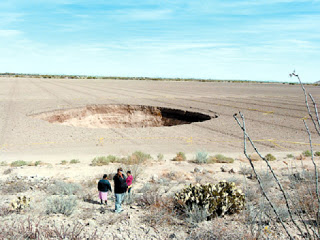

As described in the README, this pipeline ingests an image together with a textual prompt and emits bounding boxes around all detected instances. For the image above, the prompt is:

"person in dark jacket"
[113,168,127,213]
[98,174,112,205]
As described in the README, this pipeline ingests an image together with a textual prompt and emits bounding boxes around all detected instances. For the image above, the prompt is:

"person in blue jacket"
[113,168,127,213]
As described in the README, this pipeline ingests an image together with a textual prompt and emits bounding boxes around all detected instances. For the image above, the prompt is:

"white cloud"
[0,29,23,37]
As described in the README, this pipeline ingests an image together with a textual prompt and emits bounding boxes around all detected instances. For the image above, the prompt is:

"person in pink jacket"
[126,171,133,193]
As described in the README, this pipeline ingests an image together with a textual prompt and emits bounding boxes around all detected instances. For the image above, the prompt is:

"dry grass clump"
[208,154,234,163]
[172,152,186,161]
[248,153,262,161]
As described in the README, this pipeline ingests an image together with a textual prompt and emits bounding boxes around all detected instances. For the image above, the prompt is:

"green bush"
[70,159,80,164]
[303,150,312,157]
[61,160,68,165]
[175,182,245,220]
[194,151,208,164]
[34,161,43,166]
[46,195,77,216]
[286,154,294,159]
[315,151,320,157]
[173,152,186,161]
[105,155,118,163]
[264,153,276,161]
[208,154,234,163]
[10,160,27,167]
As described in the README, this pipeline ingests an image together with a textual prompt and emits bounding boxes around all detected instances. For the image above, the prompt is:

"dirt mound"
[31,105,213,129]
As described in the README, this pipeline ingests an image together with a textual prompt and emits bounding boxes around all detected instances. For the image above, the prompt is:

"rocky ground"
[0,152,319,239]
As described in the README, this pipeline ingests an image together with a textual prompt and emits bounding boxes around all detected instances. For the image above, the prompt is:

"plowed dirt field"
[0,77,319,161]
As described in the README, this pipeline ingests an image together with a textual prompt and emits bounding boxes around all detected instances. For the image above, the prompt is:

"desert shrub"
[91,156,110,166]
[61,160,68,165]
[142,202,179,227]
[239,166,253,175]
[11,196,31,212]
[248,153,262,161]
[172,152,186,161]
[175,182,245,220]
[46,195,77,216]
[0,218,99,239]
[315,151,320,156]
[49,181,81,195]
[208,154,234,163]
[259,171,275,191]
[185,204,209,223]
[10,160,27,167]
[194,151,208,164]
[27,161,35,166]
[1,180,29,194]
[3,168,13,175]
[264,153,276,161]
[126,151,151,164]
[157,153,164,161]
[70,159,80,164]
[286,154,294,158]
[0,206,12,217]
[302,150,312,157]
[138,183,162,207]
[34,161,43,166]
[105,155,118,163]
[0,161,8,166]
[91,155,120,166]
[186,219,248,240]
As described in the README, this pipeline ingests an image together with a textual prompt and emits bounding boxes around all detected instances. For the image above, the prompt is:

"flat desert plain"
[0,77,319,163]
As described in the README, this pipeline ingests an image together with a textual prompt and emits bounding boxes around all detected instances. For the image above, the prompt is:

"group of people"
[97,167,133,213]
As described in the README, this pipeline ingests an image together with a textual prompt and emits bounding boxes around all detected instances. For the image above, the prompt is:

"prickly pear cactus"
[11,196,31,212]
[175,181,245,219]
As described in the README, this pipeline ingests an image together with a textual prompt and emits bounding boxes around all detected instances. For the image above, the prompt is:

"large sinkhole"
[32,105,214,129]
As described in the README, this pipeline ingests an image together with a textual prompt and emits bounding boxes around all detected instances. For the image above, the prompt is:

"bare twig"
[290,72,320,136]
[304,120,320,228]
[234,113,294,239]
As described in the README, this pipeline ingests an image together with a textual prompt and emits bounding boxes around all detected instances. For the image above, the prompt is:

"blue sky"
[0,0,319,82]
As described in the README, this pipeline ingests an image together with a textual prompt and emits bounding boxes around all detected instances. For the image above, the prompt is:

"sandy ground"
[0,76,319,163]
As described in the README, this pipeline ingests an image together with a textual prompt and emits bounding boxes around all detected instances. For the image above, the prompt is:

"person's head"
[117,167,123,174]
[103,174,108,179]
[127,171,131,176]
